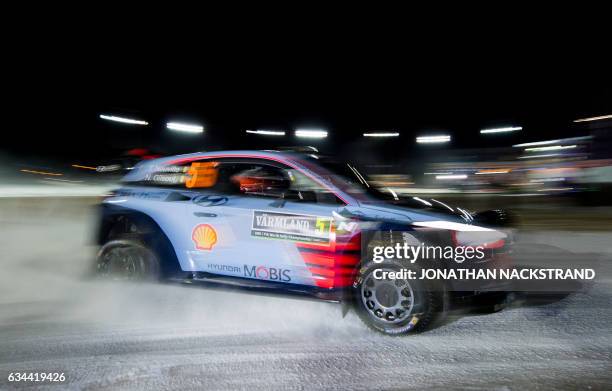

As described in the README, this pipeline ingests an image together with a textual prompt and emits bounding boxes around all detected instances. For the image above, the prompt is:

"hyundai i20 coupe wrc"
[96,150,513,335]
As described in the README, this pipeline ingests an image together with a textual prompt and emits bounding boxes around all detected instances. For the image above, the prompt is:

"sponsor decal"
[186,161,219,188]
[251,210,332,244]
[207,263,241,273]
[244,264,291,282]
[336,221,358,234]
[113,189,166,200]
[192,224,218,250]
[407,316,420,330]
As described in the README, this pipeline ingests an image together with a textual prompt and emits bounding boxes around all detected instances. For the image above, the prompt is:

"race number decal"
[251,210,332,244]
[185,161,219,188]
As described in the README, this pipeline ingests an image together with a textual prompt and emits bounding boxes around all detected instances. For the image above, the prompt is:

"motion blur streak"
[574,114,612,122]
[363,132,400,137]
[166,122,204,133]
[525,145,577,152]
[436,174,467,180]
[246,130,286,136]
[295,129,328,138]
[416,135,451,143]
[20,169,63,176]
[514,136,592,147]
[99,114,148,125]
[475,169,510,175]
[480,126,522,134]
[71,164,97,170]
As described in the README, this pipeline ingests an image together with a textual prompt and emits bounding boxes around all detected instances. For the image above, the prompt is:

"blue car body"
[97,150,510,300]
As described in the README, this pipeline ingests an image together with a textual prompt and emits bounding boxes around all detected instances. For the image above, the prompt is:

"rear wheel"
[353,261,446,335]
[96,240,160,281]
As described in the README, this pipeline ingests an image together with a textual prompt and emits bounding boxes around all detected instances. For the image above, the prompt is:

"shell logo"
[192,224,218,250]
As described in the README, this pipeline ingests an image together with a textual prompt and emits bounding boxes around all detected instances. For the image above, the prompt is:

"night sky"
[5,39,611,167]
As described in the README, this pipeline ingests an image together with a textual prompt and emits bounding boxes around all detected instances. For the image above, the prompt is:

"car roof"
[146,150,292,165]
[120,150,355,205]
[122,150,307,183]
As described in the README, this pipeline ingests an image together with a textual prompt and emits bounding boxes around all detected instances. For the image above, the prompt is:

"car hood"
[339,196,513,229]
[340,199,468,225]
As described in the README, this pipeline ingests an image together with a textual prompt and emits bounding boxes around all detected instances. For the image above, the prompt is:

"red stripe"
[300,252,334,267]
[308,267,335,277]
[298,234,361,288]
[308,266,356,276]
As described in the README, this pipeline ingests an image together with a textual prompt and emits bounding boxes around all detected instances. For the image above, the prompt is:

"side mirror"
[284,189,317,202]
[269,190,317,208]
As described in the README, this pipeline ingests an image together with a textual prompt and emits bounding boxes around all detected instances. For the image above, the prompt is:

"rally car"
[96,150,512,335]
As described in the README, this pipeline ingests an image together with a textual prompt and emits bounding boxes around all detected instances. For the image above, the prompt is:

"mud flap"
[341,300,351,318]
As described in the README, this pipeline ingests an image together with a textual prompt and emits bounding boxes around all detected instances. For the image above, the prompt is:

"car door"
[179,159,267,278]
[182,158,345,287]
[180,158,296,280]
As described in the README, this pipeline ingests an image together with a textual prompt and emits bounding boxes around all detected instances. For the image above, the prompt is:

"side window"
[225,163,290,198]
[127,157,343,204]
[217,160,342,204]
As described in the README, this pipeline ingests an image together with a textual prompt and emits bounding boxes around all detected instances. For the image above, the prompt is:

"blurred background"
[2,80,611,230]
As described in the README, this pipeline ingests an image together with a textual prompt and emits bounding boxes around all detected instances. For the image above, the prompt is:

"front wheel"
[353,261,446,335]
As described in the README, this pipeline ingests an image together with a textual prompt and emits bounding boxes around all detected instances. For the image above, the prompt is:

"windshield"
[293,155,395,202]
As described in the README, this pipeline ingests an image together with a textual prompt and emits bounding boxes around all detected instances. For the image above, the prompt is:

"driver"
[230,166,290,196]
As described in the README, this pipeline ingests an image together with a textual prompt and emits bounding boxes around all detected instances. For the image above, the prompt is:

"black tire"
[353,261,446,335]
[96,239,160,281]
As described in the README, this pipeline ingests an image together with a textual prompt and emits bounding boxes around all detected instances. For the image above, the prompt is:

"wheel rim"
[361,267,415,324]
[98,244,146,280]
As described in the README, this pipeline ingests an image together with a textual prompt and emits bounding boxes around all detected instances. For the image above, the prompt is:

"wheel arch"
[97,203,186,279]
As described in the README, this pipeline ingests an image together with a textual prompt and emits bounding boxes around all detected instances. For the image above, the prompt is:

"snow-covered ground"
[0,200,611,390]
